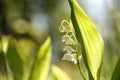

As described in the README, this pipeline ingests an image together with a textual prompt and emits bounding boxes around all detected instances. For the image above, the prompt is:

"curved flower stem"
[76,41,86,80]
[61,20,70,26]
[77,59,86,80]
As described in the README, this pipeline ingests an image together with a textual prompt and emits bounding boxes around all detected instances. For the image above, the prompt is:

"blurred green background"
[0,0,120,80]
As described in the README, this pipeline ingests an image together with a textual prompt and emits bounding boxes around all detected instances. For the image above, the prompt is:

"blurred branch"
[0,0,10,35]
[0,0,40,46]
[11,32,40,45]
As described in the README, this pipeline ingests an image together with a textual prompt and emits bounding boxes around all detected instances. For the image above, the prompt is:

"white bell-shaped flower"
[64,25,72,32]
[59,25,65,32]
[65,38,75,45]
[62,53,77,64]
[63,46,75,54]
[62,35,75,45]
[62,35,71,42]
[71,54,77,64]
[62,53,72,61]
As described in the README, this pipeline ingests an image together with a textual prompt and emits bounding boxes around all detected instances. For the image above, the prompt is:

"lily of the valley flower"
[63,46,75,54]
[59,20,80,64]
[62,53,77,64]
[62,35,75,45]
[59,25,65,32]
[59,20,72,33]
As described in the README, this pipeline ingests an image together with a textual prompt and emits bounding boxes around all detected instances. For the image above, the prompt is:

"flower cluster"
[59,20,80,64]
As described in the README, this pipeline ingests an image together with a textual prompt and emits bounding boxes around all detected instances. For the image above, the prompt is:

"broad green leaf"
[0,39,7,80]
[6,37,23,80]
[29,37,51,80]
[52,65,72,80]
[68,0,104,80]
[111,58,120,80]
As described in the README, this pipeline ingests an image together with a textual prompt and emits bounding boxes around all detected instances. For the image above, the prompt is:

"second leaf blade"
[29,37,51,80]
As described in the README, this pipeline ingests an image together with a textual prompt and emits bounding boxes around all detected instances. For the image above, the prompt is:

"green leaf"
[6,37,23,80]
[52,65,72,80]
[111,58,120,80]
[29,37,51,80]
[0,39,7,80]
[68,0,104,80]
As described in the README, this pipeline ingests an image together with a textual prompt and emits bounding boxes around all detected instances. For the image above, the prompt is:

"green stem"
[77,60,86,80]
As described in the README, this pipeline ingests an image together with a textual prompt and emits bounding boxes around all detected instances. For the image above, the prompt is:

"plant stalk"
[77,60,86,80]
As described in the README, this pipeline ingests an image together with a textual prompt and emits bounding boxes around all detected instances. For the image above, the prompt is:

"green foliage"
[68,0,104,80]
[29,37,51,80]
[111,58,120,80]
[52,65,72,80]
[1,0,120,80]
[0,39,7,80]
[6,37,23,80]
